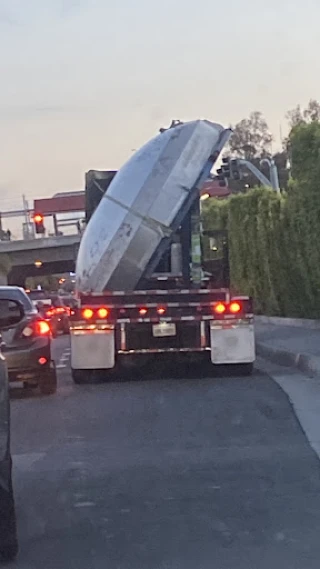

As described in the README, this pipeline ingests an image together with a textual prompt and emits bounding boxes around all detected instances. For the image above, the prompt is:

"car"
[0,296,26,561]
[0,287,57,395]
[59,294,78,316]
[27,290,70,337]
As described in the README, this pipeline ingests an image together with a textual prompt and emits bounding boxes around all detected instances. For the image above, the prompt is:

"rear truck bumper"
[70,318,255,370]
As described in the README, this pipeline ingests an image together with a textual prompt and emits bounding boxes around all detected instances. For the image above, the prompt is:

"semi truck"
[69,119,255,383]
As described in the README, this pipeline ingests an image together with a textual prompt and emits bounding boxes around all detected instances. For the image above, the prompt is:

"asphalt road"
[6,337,320,569]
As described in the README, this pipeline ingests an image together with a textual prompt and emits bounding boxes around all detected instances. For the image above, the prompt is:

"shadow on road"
[82,354,258,384]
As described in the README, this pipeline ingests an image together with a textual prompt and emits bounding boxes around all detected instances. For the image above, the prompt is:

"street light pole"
[260,159,280,192]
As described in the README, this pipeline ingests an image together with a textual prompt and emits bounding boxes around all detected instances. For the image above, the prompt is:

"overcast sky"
[0,0,319,215]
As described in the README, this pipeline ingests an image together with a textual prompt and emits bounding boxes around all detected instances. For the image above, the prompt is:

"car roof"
[0,286,35,311]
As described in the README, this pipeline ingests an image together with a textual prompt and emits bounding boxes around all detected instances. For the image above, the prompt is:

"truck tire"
[237,362,254,376]
[71,368,88,384]
[71,368,115,384]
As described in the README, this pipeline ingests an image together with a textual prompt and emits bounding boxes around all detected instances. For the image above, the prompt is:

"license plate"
[152,322,176,337]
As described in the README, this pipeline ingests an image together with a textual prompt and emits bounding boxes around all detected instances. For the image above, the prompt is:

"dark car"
[27,290,70,337]
[60,294,78,315]
[0,296,27,561]
[0,287,57,395]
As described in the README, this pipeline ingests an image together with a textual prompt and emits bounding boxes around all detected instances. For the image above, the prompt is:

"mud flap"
[210,321,255,364]
[71,328,115,370]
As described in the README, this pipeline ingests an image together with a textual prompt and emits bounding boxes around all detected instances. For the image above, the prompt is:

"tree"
[225,111,275,192]
[288,120,320,188]
[286,99,320,128]
[228,111,273,160]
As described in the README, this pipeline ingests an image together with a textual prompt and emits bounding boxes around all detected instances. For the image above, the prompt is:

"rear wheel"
[71,368,115,384]
[51,327,58,339]
[237,362,254,376]
[71,368,88,384]
[63,322,70,335]
[39,366,57,395]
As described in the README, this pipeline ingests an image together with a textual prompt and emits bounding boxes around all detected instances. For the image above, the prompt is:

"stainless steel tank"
[76,120,231,292]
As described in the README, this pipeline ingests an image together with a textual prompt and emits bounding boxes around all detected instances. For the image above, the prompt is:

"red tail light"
[229,301,242,314]
[45,308,55,318]
[157,307,166,315]
[213,302,226,315]
[82,308,94,320]
[97,307,108,319]
[55,307,65,315]
[37,320,51,335]
[139,307,147,316]
[22,319,51,338]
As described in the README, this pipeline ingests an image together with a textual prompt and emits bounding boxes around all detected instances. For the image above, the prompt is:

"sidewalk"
[255,316,320,378]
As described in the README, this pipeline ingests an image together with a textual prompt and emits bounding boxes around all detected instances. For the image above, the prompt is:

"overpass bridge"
[0,234,81,286]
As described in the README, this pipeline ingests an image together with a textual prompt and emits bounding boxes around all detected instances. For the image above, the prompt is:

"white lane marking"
[56,349,71,369]
[74,501,95,508]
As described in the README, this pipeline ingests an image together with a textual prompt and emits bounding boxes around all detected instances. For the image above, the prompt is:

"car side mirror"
[0,299,25,330]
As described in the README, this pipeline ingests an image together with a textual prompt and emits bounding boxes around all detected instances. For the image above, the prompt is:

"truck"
[69,119,255,383]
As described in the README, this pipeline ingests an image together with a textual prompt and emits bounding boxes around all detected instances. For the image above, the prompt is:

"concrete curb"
[255,315,320,329]
[256,341,320,378]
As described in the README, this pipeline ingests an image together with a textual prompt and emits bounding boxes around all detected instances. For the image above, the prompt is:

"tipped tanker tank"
[76,120,230,293]
[70,119,255,382]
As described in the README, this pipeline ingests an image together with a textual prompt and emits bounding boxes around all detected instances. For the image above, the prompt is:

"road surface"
[7,337,320,569]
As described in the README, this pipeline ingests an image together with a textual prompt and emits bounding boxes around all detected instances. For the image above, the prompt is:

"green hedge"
[202,186,320,317]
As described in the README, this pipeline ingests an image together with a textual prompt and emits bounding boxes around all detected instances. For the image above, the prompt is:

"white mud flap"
[71,328,115,370]
[210,321,255,364]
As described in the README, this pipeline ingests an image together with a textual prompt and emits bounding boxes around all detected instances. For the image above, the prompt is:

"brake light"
[229,301,242,314]
[213,302,226,315]
[55,307,65,315]
[36,320,51,335]
[157,307,166,315]
[139,307,147,316]
[46,308,55,318]
[82,308,94,320]
[22,319,51,338]
[97,307,108,319]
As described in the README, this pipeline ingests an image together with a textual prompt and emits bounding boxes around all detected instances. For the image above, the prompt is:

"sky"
[1,0,320,224]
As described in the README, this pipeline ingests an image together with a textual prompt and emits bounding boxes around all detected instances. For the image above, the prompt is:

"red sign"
[34,193,85,215]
